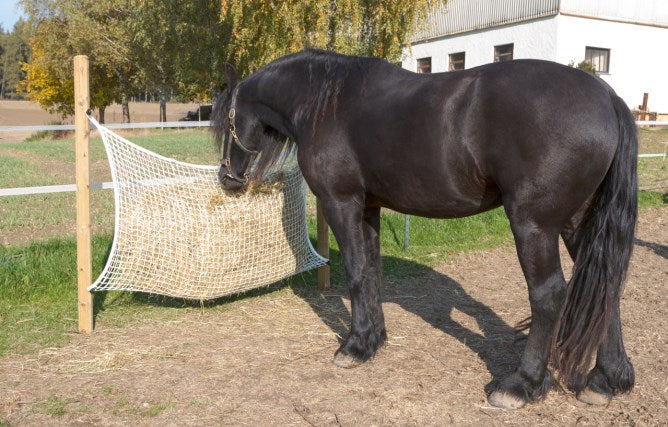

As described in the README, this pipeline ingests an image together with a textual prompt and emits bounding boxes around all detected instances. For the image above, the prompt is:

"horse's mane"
[213,49,387,182]
[268,49,379,129]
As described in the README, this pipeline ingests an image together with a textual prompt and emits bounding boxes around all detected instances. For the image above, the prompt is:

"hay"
[108,170,311,299]
[88,116,326,300]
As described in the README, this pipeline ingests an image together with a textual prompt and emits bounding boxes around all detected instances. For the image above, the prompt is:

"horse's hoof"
[577,387,611,406]
[487,391,526,410]
[332,352,363,368]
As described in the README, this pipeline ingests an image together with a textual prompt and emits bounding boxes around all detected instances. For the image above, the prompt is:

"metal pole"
[403,214,410,251]
[317,199,330,289]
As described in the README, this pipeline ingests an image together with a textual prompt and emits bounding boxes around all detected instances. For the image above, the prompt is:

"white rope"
[87,115,327,300]
[0,121,210,132]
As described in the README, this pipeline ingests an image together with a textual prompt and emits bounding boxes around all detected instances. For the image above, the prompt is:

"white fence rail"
[0,121,210,132]
[0,120,665,198]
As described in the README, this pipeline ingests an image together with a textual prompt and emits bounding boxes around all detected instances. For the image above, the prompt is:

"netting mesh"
[88,116,327,300]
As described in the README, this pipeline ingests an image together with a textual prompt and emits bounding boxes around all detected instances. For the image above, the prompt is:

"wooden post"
[316,199,330,290]
[74,55,94,333]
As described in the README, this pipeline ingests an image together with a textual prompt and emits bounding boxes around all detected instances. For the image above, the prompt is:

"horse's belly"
[368,182,502,219]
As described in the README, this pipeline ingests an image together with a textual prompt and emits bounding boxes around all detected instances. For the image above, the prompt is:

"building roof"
[412,0,668,42]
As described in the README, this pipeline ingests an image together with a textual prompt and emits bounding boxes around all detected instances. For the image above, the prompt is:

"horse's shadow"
[92,230,523,391]
[634,238,668,259]
[290,248,525,391]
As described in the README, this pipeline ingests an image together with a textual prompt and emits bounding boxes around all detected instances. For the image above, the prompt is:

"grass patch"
[0,191,115,244]
[638,190,666,208]
[0,236,111,355]
[638,157,667,193]
[0,130,216,245]
[111,396,174,418]
[144,401,174,417]
[637,127,668,154]
[32,394,79,417]
[5,129,216,166]
[0,155,40,188]
[24,121,73,143]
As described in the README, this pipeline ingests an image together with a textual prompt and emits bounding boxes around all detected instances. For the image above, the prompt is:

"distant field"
[0,100,202,143]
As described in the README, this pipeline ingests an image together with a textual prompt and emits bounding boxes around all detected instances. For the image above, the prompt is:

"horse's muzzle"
[218,165,245,192]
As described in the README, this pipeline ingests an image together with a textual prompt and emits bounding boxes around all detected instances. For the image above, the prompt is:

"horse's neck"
[246,67,315,142]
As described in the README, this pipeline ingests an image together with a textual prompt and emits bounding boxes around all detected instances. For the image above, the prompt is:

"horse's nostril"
[219,166,245,191]
[218,165,228,184]
[222,178,244,192]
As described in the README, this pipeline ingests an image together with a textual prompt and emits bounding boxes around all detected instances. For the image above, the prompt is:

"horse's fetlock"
[601,358,635,394]
[489,369,552,409]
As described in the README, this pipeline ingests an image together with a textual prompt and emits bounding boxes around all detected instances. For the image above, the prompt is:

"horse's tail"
[551,92,638,390]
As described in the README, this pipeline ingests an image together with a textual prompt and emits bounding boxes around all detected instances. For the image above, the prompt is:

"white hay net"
[88,116,327,300]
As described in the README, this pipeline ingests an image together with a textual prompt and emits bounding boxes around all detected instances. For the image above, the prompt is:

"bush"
[25,120,73,142]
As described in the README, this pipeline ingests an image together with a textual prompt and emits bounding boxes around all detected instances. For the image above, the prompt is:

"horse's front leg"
[321,200,386,367]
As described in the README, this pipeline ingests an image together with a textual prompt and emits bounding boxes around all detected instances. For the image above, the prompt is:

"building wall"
[555,14,668,113]
[403,16,559,73]
[402,14,667,113]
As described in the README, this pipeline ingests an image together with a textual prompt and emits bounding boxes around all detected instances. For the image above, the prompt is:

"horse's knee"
[528,272,567,319]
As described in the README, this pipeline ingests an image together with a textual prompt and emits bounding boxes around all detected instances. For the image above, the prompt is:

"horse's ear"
[224,63,237,89]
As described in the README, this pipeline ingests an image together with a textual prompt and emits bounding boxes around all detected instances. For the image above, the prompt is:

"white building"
[402,0,668,117]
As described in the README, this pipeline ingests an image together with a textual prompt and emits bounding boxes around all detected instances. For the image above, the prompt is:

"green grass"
[637,127,668,154]
[0,155,41,188]
[0,129,216,243]
[638,190,666,208]
[31,394,77,417]
[0,129,215,184]
[144,401,174,417]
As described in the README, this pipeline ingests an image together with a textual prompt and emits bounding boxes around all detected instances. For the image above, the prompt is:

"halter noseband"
[222,89,259,185]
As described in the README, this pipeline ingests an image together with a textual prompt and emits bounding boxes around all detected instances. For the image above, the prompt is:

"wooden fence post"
[316,199,330,290]
[74,55,94,333]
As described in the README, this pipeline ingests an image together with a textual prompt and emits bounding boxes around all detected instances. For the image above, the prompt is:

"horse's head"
[213,64,264,191]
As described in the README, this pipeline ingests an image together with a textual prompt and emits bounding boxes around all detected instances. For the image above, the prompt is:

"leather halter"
[221,89,259,185]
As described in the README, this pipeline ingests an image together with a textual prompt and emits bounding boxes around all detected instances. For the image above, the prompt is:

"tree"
[0,19,31,99]
[219,0,445,78]
[18,0,447,122]
[128,1,225,121]
[19,0,225,121]
[19,22,119,119]
[17,5,125,122]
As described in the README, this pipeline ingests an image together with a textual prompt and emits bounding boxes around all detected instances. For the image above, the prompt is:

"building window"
[585,47,610,73]
[449,52,465,71]
[417,57,431,73]
[494,44,514,62]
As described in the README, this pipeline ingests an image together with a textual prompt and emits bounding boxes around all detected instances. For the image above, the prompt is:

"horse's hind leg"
[320,200,386,367]
[561,221,635,405]
[488,213,566,409]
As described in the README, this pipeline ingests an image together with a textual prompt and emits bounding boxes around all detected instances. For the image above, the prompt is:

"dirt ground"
[0,100,200,143]
[0,207,666,426]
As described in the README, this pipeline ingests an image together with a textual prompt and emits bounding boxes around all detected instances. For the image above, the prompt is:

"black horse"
[212,49,637,409]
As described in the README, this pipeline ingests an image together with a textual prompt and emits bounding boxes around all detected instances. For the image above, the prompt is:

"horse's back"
[344,59,621,219]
